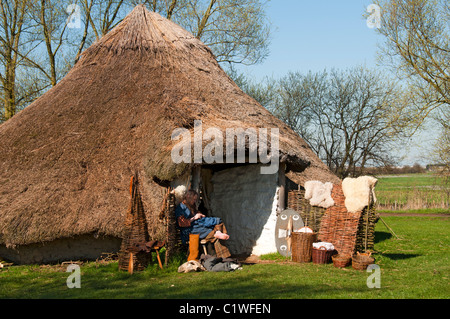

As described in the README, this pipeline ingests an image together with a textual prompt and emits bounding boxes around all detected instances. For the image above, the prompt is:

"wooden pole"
[128,253,134,275]
[379,216,400,239]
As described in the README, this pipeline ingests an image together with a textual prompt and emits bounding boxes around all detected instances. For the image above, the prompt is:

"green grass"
[376,173,449,211]
[1,216,449,299]
[377,173,443,187]
[378,208,450,215]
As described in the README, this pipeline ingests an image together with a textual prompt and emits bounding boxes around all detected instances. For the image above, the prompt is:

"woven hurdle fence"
[355,200,377,252]
[118,173,151,271]
[318,184,377,256]
[287,189,326,233]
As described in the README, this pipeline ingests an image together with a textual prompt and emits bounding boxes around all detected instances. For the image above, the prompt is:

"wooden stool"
[150,241,165,270]
[128,240,166,273]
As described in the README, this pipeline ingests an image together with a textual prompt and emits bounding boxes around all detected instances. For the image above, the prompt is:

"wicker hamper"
[291,232,317,263]
[312,246,336,264]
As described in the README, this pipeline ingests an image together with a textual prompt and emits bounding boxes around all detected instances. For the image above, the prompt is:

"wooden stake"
[128,253,134,275]
[155,249,163,270]
[379,216,400,239]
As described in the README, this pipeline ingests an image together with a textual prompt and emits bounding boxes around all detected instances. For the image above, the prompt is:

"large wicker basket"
[352,252,375,270]
[291,232,317,263]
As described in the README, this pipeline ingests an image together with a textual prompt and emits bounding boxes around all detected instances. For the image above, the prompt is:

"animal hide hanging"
[341,176,378,213]
[304,181,335,209]
[172,185,187,205]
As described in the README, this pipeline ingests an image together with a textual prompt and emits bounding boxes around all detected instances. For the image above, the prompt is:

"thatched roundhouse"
[0,5,339,264]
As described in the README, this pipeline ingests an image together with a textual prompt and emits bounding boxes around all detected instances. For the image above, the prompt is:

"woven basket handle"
[319,246,327,250]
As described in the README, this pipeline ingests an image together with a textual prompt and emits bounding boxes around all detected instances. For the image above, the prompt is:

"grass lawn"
[376,173,449,211]
[378,208,450,215]
[1,215,448,299]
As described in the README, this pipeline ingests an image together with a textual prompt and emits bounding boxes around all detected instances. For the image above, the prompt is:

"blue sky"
[237,0,382,80]
[236,0,436,166]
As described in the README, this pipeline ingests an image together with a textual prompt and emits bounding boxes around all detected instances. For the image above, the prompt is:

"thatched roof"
[0,5,339,247]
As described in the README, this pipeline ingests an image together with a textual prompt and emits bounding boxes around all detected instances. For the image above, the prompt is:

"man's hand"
[193,213,205,220]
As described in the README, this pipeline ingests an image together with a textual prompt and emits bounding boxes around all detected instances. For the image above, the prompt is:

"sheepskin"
[304,181,335,208]
[177,260,205,273]
[342,176,378,213]
[172,185,187,205]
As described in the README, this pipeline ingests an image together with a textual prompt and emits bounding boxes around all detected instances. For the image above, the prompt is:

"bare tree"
[245,68,410,178]
[85,0,126,39]
[431,105,450,170]
[0,0,30,121]
[374,0,449,121]
[374,0,449,183]
[162,0,272,66]
[74,0,93,63]
[31,0,74,87]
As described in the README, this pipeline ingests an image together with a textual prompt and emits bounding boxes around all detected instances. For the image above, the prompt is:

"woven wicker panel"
[118,173,151,271]
[287,189,326,233]
[318,184,362,256]
[166,192,184,258]
[354,202,377,253]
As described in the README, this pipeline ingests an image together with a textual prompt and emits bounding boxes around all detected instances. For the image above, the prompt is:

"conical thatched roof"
[0,5,339,247]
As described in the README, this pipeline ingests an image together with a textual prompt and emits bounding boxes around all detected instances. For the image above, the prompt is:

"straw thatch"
[0,5,339,251]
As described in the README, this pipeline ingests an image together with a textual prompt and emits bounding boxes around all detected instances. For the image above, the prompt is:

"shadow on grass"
[0,255,373,299]
[374,231,392,244]
[109,271,369,299]
[378,253,421,261]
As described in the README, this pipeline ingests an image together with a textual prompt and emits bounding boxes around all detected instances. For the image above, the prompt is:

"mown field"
[375,173,449,212]
[0,216,448,300]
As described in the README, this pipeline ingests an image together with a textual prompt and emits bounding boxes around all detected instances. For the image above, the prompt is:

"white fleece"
[342,176,378,213]
[304,181,335,208]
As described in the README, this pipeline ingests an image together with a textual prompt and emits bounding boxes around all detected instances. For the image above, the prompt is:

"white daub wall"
[210,164,280,256]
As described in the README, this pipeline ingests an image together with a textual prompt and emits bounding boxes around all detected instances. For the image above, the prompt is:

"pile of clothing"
[178,254,242,273]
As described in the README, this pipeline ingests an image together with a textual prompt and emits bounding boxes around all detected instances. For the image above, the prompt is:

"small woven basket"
[291,232,317,263]
[312,246,335,264]
[352,251,375,270]
[332,254,352,268]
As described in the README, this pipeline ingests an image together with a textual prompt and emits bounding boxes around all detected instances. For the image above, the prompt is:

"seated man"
[175,189,230,258]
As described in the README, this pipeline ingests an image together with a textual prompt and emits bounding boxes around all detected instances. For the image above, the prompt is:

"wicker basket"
[312,246,335,264]
[291,232,317,263]
[332,254,352,268]
[352,251,375,270]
